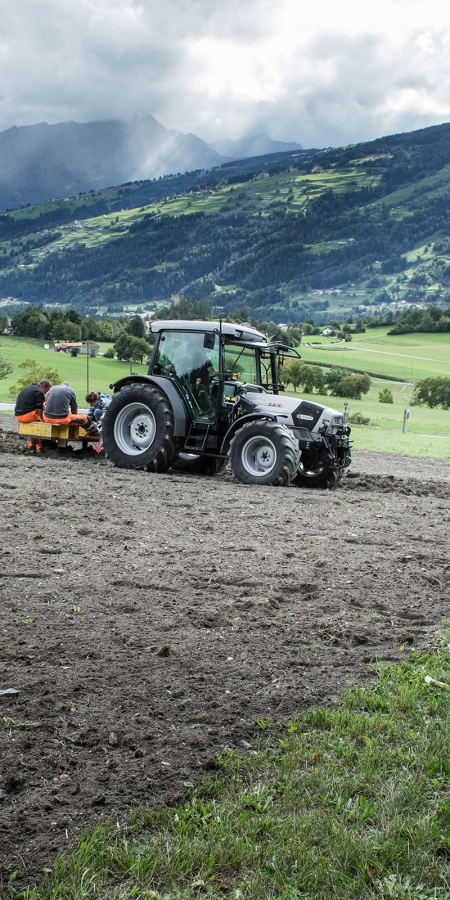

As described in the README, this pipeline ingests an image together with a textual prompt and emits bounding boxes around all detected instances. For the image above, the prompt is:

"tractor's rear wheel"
[229,420,300,486]
[171,453,227,477]
[102,384,181,472]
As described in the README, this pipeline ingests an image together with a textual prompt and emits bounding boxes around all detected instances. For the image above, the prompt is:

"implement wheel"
[229,420,300,486]
[102,384,181,472]
[293,465,341,489]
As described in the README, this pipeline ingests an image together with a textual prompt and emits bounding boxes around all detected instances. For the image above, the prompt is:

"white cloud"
[0,0,450,146]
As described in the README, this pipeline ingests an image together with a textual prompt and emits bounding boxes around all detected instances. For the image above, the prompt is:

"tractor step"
[184,424,210,451]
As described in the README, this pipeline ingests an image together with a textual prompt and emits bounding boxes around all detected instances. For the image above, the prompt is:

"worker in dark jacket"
[15,380,52,423]
[15,379,52,453]
[43,382,98,433]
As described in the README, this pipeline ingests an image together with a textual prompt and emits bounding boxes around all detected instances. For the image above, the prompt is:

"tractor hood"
[241,390,346,433]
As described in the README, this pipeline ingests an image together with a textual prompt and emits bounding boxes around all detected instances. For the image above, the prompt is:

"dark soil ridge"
[1,420,450,889]
[343,471,450,498]
[1,420,449,498]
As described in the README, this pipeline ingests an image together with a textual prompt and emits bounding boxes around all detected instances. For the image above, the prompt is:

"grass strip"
[7,638,450,900]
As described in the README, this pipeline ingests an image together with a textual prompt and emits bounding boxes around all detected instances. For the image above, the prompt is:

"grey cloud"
[0,1,449,150]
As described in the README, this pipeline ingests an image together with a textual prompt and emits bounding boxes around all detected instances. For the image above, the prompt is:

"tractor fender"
[109,375,189,437]
[220,413,278,455]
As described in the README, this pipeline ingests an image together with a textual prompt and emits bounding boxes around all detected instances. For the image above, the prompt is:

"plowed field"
[1,415,449,889]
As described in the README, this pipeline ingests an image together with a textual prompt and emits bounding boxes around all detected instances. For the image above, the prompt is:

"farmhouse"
[53,341,99,356]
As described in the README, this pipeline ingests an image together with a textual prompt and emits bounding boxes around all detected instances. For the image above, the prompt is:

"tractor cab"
[149,319,300,429]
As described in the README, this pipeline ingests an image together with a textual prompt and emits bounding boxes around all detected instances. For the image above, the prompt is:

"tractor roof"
[150,320,266,343]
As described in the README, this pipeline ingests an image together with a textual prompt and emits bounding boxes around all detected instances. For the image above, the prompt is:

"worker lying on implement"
[14,379,52,453]
[43,382,99,434]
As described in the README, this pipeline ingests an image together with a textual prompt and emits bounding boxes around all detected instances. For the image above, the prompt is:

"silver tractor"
[101,319,352,487]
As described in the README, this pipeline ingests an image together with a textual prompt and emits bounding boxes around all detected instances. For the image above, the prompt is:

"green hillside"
[2,122,450,319]
[299,328,450,381]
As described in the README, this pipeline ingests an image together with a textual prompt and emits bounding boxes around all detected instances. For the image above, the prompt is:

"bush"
[347,410,371,425]
[103,347,115,358]
[379,388,394,404]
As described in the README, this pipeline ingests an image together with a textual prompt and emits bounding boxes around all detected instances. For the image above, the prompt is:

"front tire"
[102,384,181,472]
[229,420,300,486]
[171,453,227,477]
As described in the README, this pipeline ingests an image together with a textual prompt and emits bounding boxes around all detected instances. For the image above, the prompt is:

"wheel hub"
[241,436,277,477]
[114,403,157,456]
[130,414,154,448]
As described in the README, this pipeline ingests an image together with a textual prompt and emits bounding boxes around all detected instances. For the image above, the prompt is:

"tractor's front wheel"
[229,420,300,486]
[102,384,181,472]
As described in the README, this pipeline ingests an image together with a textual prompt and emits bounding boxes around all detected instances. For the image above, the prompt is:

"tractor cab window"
[224,343,258,386]
[154,330,220,422]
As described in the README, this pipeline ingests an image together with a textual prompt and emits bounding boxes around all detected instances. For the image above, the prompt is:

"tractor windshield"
[224,343,258,385]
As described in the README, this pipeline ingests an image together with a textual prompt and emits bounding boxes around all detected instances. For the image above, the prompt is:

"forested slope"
[2,122,450,320]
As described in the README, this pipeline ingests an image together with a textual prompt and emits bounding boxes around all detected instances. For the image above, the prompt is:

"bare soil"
[1,414,450,889]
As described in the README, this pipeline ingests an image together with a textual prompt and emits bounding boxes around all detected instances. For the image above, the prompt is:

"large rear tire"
[171,453,227,477]
[229,420,300,486]
[102,384,181,472]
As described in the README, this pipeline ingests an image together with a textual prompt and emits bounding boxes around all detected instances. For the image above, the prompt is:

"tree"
[66,309,82,325]
[281,359,305,391]
[379,388,394,403]
[8,358,62,399]
[126,315,147,339]
[340,373,371,400]
[301,365,323,394]
[113,333,132,360]
[412,377,450,409]
[128,337,151,363]
[64,322,82,342]
[0,352,13,381]
[324,366,350,396]
[113,334,150,363]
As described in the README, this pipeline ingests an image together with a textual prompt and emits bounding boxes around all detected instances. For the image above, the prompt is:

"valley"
[1,123,450,320]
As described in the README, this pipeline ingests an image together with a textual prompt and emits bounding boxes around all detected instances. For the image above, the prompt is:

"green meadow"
[299,328,450,382]
[0,337,148,403]
[285,328,450,457]
[1,329,449,456]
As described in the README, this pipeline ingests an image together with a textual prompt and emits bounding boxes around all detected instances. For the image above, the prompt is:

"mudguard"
[220,412,278,455]
[109,375,189,438]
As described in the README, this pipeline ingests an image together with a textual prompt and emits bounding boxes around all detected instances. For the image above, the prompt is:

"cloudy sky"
[1,0,450,148]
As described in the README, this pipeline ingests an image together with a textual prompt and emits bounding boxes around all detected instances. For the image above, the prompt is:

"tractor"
[101,320,352,487]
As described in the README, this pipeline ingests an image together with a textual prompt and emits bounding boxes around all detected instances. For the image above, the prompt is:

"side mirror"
[203,332,215,349]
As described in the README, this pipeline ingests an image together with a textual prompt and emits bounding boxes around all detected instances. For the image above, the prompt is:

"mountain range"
[208,133,302,159]
[0,116,302,211]
[1,120,450,322]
